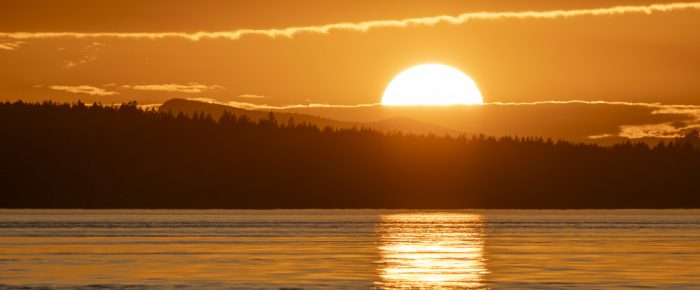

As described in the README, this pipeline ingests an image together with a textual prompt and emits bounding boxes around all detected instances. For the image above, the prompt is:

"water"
[1,209,699,289]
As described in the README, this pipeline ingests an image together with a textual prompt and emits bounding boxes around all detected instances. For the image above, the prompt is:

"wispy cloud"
[1,2,698,41]
[199,99,700,111]
[491,100,700,139]
[0,41,25,50]
[124,83,223,93]
[618,106,700,139]
[48,85,118,96]
[64,55,97,68]
[63,42,104,68]
[618,123,700,139]
[487,100,700,109]
[237,94,267,99]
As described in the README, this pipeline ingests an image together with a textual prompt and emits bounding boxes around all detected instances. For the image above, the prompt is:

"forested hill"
[159,98,461,136]
[1,101,699,209]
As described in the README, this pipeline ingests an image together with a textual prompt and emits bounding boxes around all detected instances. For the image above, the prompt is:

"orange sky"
[1,0,699,139]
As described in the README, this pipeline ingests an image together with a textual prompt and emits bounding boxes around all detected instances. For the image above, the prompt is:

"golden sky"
[1,0,699,139]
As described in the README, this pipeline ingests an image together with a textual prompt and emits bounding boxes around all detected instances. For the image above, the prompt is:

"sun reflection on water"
[376,213,487,289]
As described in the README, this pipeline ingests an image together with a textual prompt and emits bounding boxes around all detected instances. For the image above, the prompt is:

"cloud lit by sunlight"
[124,83,223,94]
[48,85,118,96]
[0,41,25,50]
[1,3,698,42]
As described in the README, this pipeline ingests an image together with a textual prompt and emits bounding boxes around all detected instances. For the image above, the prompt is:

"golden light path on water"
[4,210,700,288]
[376,213,487,289]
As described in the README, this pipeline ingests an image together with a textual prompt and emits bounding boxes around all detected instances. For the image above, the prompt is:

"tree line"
[1,100,699,208]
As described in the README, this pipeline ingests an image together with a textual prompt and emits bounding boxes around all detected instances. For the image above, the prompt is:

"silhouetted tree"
[0,100,698,209]
[680,130,700,150]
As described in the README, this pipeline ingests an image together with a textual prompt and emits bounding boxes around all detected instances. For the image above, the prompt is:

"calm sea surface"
[1,209,699,289]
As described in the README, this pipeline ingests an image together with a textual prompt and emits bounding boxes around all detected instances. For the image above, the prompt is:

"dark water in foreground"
[1,210,699,289]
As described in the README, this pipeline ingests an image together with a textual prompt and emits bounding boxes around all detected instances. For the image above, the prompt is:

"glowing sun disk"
[381,64,483,106]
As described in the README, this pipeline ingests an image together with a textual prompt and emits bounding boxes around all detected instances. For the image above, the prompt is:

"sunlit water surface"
[1,210,699,289]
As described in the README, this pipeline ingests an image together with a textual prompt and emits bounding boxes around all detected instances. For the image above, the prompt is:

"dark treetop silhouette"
[1,101,699,209]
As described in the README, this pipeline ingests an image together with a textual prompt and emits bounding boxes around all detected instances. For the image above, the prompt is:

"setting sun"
[2,1,700,289]
[381,64,483,106]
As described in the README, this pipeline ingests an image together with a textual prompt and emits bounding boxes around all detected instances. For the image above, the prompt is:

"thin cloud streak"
[189,99,683,110]
[1,2,698,41]
[199,99,700,110]
[487,100,700,109]
[0,41,25,50]
[237,94,267,99]
[48,85,117,96]
[125,83,223,93]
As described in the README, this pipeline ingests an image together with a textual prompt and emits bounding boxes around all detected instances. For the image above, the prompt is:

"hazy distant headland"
[1,100,699,209]
[162,98,696,145]
[159,98,464,136]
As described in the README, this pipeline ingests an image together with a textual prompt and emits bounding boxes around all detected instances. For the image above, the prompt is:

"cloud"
[491,101,700,139]
[1,2,697,41]
[64,55,97,68]
[237,94,267,99]
[184,98,700,111]
[487,100,668,108]
[63,42,104,68]
[618,107,700,139]
[48,85,117,96]
[489,100,700,139]
[124,83,223,93]
[619,123,700,139]
[0,41,25,50]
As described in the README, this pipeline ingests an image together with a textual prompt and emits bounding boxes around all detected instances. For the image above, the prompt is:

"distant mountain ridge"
[159,98,463,136]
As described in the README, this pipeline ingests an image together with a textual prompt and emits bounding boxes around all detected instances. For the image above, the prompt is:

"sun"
[381,64,483,106]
